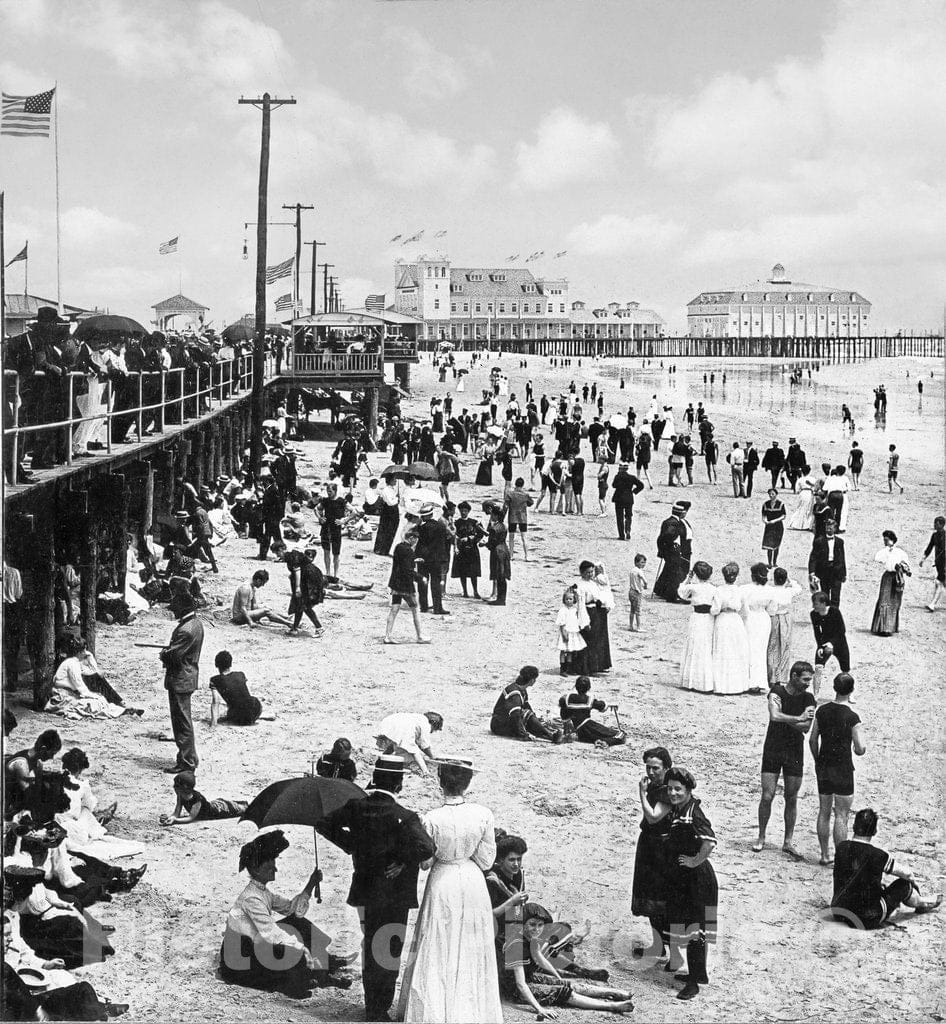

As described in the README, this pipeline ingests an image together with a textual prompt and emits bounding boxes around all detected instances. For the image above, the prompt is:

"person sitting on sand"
[374,711,443,776]
[558,677,626,746]
[45,637,142,721]
[230,570,293,630]
[315,739,357,782]
[490,666,563,744]
[497,901,634,1015]
[830,808,941,929]
[159,771,248,826]
[209,651,273,728]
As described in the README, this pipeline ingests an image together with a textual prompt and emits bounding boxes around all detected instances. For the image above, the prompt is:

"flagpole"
[24,243,28,298]
[1,191,6,342]
[54,82,62,314]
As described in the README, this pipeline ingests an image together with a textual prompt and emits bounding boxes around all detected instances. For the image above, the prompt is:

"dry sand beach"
[8,353,944,1022]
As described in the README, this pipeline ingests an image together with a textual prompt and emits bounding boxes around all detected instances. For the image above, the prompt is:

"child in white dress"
[556,586,588,675]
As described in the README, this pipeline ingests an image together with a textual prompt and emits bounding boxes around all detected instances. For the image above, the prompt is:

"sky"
[1,0,944,334]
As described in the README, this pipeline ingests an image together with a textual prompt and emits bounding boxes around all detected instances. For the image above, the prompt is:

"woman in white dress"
[398,759,502,1024]
[764,567,803,689]
[710,562,750,695]
[786,469,815,531]
[677,561,716,693]
[741,563,772,694]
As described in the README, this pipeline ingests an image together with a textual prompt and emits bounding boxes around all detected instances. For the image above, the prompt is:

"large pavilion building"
[393,257,663,342]
[686,264,871,338]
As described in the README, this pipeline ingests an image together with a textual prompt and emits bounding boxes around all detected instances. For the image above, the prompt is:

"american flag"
[5,242,27,267]
[274,293,293,311]
[158,236,178,255]
[1,88,55,137]
[365,294,385,311]
[265,256,293,284]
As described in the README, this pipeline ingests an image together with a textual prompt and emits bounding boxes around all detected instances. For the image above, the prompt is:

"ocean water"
[591,356,944,478]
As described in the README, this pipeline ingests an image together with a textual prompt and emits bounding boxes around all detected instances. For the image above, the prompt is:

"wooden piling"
[25,501,56,709]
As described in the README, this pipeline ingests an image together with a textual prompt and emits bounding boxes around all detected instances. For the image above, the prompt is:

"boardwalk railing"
[286,350,382,378]
[2,353,270,471]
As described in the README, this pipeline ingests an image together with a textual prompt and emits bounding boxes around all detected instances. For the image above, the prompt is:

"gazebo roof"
[152,293,209,312]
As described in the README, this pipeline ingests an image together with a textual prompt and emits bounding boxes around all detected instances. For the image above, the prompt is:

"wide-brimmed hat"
[672,500,691,514]
[238,829,290,873]
[173,510,190,520]
[35,306,66,325]
[428,755,485,774]
[419,503,435,520]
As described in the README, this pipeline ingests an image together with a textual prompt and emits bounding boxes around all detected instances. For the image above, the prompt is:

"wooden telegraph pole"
[281,203,313,313]
[238,92,295,476]
[320,262,334,316]
[307,240,325,315]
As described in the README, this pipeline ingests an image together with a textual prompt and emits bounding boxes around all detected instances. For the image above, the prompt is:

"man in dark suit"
[159,593,204,773]
[762,441,785,491]
[653,500,694,601]
[785,437,808,492]
[611,462,644,540]
[808,517,846,606]
[317,755,436,1021]
[744,440,760,497]
[415,503,451,615]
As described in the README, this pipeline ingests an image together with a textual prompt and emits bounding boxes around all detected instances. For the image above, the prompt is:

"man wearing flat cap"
[653,500,694,603]
[317,755,435,1021]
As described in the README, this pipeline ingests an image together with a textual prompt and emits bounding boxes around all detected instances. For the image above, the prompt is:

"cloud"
[0,0,49,35]
[567,213,683,257]
[514,108,618,190]
[61,206,137,248]
[270,85,496,192]
[387,27,466,96]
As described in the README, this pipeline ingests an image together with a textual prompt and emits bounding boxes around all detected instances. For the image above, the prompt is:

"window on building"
[451,283,463,293]
[807,293,813,302]
[741,293,747,301]
[547,303,553,313]
[499,324,506,337]
[523,303,529,313]
[434,299,440,310]
[463,303,469,313]
[487,303,493,314]
[511,302,518,313]
[470,273,483,282]
[462,324,469,337]
[475,303,481,313]
[441,267,446,278]
[491,273,506,282]
[451,303,456,313]
[559,303,565,313]
[499,303,505,313]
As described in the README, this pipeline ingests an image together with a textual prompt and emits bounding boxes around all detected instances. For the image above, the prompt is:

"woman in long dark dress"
[474,441,495,486]
[451,502,486,598]
[483,505,510,606]
[631,747,674,962]
[663,767,718,1001]
[575,561,614,673]
[373,474,400,556]
[761,488,786,567]
[870,530,911,636]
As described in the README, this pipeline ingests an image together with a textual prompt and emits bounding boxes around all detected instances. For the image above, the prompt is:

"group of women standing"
[678,561,802,695]
[631,748,718,1001]
[787,465,851,535]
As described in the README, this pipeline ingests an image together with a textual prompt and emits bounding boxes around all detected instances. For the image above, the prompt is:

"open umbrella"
[241,775,365,902]
[610,414,628,430]
[379,464,412,480]
[222,322,255,343]
[406,461,438,481]
[75,314,147,340]
[486,424,504,438]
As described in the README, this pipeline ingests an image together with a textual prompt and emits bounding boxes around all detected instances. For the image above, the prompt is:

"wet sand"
[8,353,944,1022]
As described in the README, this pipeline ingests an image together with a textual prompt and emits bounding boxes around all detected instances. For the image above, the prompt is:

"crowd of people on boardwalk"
[2,306,291,486]
[2,347,943,1022]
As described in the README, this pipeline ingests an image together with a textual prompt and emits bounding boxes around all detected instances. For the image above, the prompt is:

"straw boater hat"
[428,755,485,774]
[672,500,691,515]
[419,503,435,520]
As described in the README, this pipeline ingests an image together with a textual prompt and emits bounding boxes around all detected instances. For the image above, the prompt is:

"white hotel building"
[687,264,871,339]
[394,258,663,343]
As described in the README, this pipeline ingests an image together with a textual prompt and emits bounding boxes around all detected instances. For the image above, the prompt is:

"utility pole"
[320,263,334,316]
[239,92,295,477]
[306,240,325,315]
[281,203,313,312]
[329,276,339,312]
